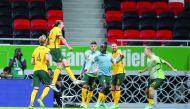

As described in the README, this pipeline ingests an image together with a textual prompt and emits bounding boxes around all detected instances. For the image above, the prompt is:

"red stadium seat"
[107,29,123,39]
[14,19,30,30]
[168,2,184,16]
[120,1,136,13]
[47,10,63,20]
[105,11,122,22]
[157,30,172,40]
[152,2,168,16]
[31,19,47,30]
[124,30,140,39]
[137,2,152,15]
[140,30,156,40]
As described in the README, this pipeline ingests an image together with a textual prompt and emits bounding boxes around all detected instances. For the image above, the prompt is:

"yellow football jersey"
[112,49,125,75]
[48,27,62,48]
[32,46,50,72]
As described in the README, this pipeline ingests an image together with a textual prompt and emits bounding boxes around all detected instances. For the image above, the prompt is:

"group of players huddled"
[29,20,177,109]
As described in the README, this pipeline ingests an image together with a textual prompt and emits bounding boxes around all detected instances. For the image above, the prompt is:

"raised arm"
[60,36,73,51]
[162,61,177,72]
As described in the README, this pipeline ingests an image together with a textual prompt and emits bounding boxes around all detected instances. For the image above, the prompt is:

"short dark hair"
[3,67,10,73]
[90,41,97,45]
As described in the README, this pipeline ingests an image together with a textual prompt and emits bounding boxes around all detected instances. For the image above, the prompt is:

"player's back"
[32,46,50,72]
[48,27,62,48]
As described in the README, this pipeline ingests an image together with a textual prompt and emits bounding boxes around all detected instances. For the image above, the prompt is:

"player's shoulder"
[117,49,122,54]
[85,50,91,55]
[95,51,100,55]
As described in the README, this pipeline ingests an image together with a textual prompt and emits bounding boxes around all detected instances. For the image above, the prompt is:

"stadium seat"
[152,2,168,15]
[0,27,13,38]
[0,0,11,8]
[140,30,156,39]
[173,29,189,40]
[157,19,173,30]
[123,19,139,30]
[47,10,63,20]
[120,1,136,13]
[104,0,120,11]
[124,30,140,39]
[46,0,62,10]
[174,19,190,30]
[31,19,47,30]
[14,19,30,30]
[137,2,152,15]
[12,1,28,9]
[140,12,157,30]
[106,21,122,30]
[185,2,190,12]
[168,2,184,16]
[108,29,123,39]
[159,11,174,19]
[31,30,47,38]
[14,29,30,38]
[123,11,139,20]
[157,30,172,40]
[0,7,12,17]
[177,11,190,20]
[13,7,29,19]
[30,7,46,19]
[30,1,45,9]
[0,16,12,27]
[105,11,121,22]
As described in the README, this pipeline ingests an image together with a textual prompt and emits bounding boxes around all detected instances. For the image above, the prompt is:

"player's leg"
[111,73,125,108]
[50,48,62,92]
[111,75,116,104]
[29,71,40,108]
[80,74,89,108]
[86,76,97,107]
[101,76,111,108]
[38,70,51,108]
[95,75,105,108]
[145,78,164,109]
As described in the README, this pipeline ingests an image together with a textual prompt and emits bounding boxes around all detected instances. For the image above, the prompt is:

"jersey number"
[37,54,41,62]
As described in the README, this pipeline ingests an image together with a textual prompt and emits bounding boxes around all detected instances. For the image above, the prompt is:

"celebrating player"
[94,42,121,108]
[80,41,100,108]
[47,20,81,92]
[29,35,51,109]
[138,47,177,109]
[110,43,125,109]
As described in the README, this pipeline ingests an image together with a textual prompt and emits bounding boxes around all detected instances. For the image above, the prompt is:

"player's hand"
[68,46,73,51]
[138,70,143,74]
[93,69,99,75]
[120,55,124,59]
[173,69,177,72]
[79,74,83,79]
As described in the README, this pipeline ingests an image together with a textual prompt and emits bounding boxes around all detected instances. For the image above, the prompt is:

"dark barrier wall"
[0,80,53,107]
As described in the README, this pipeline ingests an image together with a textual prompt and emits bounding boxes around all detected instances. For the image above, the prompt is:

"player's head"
[53,20,64,29]
[3,67,11,74]
[14,48,23,57]
[100,42,107,54]
[90,41,97,52]
[39,35,46,45]
[144,46,153,57]
[111,43,118,53]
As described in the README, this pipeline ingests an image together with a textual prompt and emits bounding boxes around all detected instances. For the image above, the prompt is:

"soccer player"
[29,35,51,109]
[80,41,100,108]
[47,20,81,92]
[110,43,125,109]
[138,47,177,109]
[94,42,118,108]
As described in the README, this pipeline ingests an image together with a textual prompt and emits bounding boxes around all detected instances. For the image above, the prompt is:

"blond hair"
[39,35,46,45]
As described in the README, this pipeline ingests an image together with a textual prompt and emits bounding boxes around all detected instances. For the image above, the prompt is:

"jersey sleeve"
[117,49,123,55]
[159,57,166,63]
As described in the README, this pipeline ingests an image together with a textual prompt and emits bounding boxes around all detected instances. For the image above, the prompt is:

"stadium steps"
[62,0,106,45]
